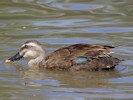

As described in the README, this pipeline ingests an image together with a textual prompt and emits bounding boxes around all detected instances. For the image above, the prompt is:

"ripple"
[51,3,104,11]
[109,76,133,84]
[21,87,133,99]
[84,27,133,33]
[0,2,64,19]
[31,19,88,27]
[38,37,106,44]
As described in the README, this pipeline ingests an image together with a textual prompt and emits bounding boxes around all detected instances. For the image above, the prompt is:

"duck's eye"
[24,45,28,48]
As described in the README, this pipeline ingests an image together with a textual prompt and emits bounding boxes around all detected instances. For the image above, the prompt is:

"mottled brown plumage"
[7,40,120,71]
[40,44,120,71]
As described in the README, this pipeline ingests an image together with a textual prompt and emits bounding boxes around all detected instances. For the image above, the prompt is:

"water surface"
[0,0,133,100]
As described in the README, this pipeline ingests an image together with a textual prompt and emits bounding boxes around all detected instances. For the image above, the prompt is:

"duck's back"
[40,44,120,71]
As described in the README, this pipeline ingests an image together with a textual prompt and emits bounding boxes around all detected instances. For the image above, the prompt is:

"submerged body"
[6,40,120,71]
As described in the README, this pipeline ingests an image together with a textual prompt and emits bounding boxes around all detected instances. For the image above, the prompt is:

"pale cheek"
[23,50,38,58]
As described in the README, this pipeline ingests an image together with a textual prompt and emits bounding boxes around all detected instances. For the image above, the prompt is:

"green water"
[0,0,133,100]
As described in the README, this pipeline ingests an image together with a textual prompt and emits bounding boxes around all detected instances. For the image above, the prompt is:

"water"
[0,0,133,100]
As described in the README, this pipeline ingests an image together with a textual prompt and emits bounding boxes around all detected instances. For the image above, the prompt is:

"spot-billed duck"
[6,40,120,71]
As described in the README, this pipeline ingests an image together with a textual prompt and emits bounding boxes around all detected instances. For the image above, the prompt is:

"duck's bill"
[5,52,23,63]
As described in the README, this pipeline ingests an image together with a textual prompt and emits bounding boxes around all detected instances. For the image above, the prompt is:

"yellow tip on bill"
[5,59,11,63]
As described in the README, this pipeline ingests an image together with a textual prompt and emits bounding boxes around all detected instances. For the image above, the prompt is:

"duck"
[5,40,120,71]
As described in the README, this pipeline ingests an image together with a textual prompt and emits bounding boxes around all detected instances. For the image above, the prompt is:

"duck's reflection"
[6,62,122,88]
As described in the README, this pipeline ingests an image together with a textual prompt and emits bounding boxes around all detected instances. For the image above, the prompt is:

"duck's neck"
[28,49,47,68]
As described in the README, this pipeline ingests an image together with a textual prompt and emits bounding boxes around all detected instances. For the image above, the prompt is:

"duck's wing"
[41,44,119,71]
[52,44,114,58]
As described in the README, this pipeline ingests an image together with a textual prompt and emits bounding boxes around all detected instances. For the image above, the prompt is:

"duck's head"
[6,40,46,63]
